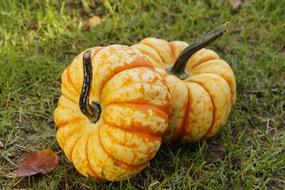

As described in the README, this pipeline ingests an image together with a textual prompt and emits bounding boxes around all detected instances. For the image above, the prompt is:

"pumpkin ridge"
[99,125,158,166]
[102,118,162,140]
[176,86,190,140]
[97,60,154,99]
[191,71,234,105]
[103,100,170,116]
[116,102,169,122]
[87,162,101,179]
[188,53,219,71]
[98,125,147,170]
[102,84,168,107]
[190,59,236,105]
[86,130,109,178]
[59,95,78,107]
[100,123,161,162]
[168,42,176,65]
[188,81,216,138]
[56,121,87,148]
[100,66,161,99]
[139,41,167,66]
[71,128,101,178]
[61,79,79,103]
[131,44,163,65]
[169,41,189,59]
[84,141,102,178]
[59,125,88,161]
[85,129,102,177]
[54,97,82,126]
[66,66,80,95]
[61,89,78,104]
[90,47,103,59]
[101,130,141,149]
[61,68,77,95]
[83,131,102,178]
[69,127,93,161]
[103,103,168,135]
[56,116,84,128]
[184,85,193,138]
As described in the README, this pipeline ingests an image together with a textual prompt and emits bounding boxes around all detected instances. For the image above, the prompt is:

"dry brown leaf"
[83,16,101,30]
[229,0,241,9]
[0,140,3,148]
[16,149,58,177]
[26,21,39,30]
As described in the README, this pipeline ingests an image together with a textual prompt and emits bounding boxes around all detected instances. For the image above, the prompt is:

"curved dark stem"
[167,22,230,79]
[79,50,101,123]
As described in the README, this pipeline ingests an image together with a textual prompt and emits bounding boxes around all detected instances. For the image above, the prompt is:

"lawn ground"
[0,0,285,189]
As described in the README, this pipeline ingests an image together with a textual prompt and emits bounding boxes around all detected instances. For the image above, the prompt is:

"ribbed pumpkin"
[132,23,236,142]
[54,45,171,180]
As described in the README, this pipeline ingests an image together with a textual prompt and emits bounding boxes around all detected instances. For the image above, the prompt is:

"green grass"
[1,0,285,189]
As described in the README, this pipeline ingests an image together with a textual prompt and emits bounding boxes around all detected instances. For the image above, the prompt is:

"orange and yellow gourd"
[54,46,171,181]
[133,37,236,142]
[54,23,236,180]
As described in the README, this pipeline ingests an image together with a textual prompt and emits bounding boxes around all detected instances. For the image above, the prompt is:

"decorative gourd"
[132,22,236,142]
[54,45,171,180]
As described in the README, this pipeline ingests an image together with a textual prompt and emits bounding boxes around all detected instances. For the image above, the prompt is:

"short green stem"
[167,22,230,79]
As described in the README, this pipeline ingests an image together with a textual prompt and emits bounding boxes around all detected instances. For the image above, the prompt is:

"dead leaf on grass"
[16,149,58,177]
[26,20,39,30]
[83,15,101,30]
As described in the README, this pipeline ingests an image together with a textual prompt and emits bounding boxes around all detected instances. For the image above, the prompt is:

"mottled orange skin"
[132,38,236,142]
[54,45,171,180]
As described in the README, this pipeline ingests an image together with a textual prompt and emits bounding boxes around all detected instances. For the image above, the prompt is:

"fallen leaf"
[229,0,241,9]
[16,149,58,177]
[83,16,101,30]
[27,21,39,30]
[0,140,3,148]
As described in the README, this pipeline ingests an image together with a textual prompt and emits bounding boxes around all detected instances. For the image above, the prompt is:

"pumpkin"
[132,22,236,142]
[54,45,171,180]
